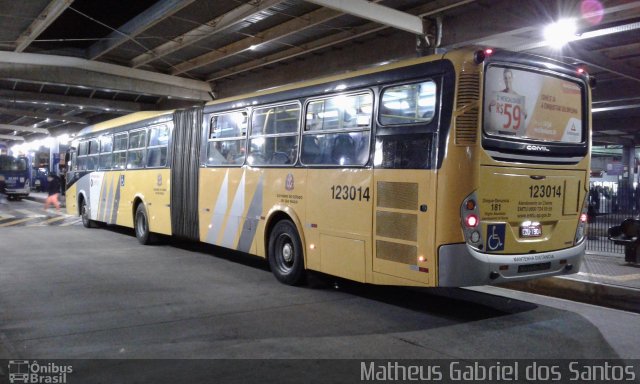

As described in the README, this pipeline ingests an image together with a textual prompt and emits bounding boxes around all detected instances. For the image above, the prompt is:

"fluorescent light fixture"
[544,19,578,48]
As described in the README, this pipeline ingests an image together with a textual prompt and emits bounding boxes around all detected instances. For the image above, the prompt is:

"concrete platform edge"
[500,276,640,314]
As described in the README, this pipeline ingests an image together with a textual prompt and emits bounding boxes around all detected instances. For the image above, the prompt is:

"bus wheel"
[81,200,96,228]
[135,204,154,245]
[268,220,305,285]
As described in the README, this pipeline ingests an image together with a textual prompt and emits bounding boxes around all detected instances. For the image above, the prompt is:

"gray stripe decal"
[104,175,115,224]
[205,171,229,244]
[110,175,121,224]
[98,174,109,222]
[237,175,263,253]
[221,172,245,248]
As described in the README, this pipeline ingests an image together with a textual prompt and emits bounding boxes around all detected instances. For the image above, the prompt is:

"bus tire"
[135,204,154,245]
[268,220,306,285]
[81,199,97,228]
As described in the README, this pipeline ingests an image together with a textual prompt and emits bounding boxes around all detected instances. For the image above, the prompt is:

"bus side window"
[99,135,113,170]
[302,92,372,166]
[112,133,128,169]
[207,110,246,166]
[87,138,99,171]
[379,81,436,125]
[376,134,433,169]
[249,103,300,166]
[127,129,146,169]
[147,124,169,168]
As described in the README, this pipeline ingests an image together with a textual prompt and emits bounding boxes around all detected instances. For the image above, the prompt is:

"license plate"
[518,262,551,273]
[520,223,541,238]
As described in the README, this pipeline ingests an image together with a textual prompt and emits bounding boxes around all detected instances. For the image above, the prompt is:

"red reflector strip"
[559,259,567,265]
[311,223,318,228]
[409,265,429,273]
[260,216,266,220]
[499,265,509,271]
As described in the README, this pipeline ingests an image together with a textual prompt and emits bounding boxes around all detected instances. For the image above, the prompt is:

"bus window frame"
[377,79,439,127]
[248,101,301,167]
[205,109,248,167]
[300,90,374,167]
[112,132,129,170]
[126,128,147,170]
[98,134,114,170]
[146,123,170,169]
[87,138,99,171]
[77,138,97,171]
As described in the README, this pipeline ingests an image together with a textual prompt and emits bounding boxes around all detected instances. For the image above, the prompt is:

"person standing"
[0,175,7,205]
[44,173,61,213]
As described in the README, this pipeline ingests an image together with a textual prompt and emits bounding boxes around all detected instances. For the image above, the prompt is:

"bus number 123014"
[529,185,562,199]
[330,185,371,201]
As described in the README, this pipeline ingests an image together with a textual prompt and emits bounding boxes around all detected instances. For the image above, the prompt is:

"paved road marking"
[577,271,640,282]
[38,216,67,225]
[59,218,82,226]
[0,217,39,227]
[16,209,45,217]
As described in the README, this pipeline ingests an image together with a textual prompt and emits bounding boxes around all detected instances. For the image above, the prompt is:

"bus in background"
[0,154,32,200]
[66,47,592,287]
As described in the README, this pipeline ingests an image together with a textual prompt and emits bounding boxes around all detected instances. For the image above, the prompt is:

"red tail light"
[465,214,479,227]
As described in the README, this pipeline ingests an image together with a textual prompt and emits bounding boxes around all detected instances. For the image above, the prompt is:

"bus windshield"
[0,155,28,171]
[483,66,583,144]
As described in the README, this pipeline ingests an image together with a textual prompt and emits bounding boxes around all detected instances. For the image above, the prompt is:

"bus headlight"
[575,196,588,244]
[461,191,482,249]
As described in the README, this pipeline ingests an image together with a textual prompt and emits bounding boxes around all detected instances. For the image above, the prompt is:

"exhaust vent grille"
[455,72,480,145]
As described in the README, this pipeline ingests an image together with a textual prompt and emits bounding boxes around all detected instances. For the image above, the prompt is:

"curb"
[500,276,640,313]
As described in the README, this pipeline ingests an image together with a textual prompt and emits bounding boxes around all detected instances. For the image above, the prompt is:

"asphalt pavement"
[20,191,640,313]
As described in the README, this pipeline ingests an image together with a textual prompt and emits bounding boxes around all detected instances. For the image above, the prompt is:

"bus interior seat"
[302,136,322,164]
[147,149,159,167]
[332,134,355,164]
[270,152,290,164]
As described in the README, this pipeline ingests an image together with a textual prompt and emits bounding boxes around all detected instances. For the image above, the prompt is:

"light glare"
[544,19,577,48]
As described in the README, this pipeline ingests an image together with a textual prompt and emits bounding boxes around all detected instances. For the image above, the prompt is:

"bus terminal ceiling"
[0,0,638,146]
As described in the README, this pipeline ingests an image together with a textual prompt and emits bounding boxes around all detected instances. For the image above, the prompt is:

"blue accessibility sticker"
[486,224,506,251]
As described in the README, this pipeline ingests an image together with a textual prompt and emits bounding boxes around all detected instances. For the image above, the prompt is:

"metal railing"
[585,185,634,254]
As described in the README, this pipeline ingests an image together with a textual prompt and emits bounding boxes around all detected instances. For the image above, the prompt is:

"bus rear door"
[372,134,437,285]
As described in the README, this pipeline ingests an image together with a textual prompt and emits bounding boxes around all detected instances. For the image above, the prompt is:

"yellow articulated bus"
[66,47,592,287]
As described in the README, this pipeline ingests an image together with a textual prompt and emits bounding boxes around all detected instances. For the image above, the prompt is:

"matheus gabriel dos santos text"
[360,361,637,382]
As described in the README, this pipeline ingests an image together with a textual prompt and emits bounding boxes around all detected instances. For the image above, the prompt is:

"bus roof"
[204,49,451,107]
[77,110,174,137]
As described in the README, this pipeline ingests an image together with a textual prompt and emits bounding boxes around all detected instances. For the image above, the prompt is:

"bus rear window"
[483,66,583,144]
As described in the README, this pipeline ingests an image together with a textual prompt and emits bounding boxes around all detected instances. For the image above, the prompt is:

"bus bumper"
[5,187,30,196]
[437,241,585,287]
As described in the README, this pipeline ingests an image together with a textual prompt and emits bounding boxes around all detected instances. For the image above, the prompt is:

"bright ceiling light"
[544,18,578,48]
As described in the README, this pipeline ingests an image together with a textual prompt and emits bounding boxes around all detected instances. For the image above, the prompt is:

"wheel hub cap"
[282,243,293,263]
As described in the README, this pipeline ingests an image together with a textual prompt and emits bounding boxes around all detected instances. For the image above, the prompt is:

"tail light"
[474,48,494,64]
[461,191,482,249]
[575,196,589,244]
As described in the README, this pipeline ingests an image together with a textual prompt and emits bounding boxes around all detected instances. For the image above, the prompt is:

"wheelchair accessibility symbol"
[486,224,506,251]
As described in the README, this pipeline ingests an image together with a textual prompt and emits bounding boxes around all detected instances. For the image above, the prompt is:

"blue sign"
[486,224,506,251]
